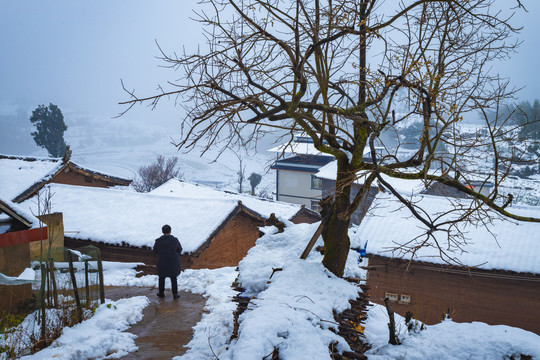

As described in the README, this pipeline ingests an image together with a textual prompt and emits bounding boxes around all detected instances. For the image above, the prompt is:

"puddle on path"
[106,286,207,359]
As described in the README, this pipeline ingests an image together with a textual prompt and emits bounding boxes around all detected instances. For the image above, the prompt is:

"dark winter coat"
[153,234,182,278]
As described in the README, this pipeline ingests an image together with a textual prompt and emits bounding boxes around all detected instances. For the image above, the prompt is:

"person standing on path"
[153,224,182,299]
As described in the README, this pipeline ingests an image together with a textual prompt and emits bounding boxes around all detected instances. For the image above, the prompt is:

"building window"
[385,292,398,302]
[311,200,322,212]
[311,175,323,190]
[400,294,411,304]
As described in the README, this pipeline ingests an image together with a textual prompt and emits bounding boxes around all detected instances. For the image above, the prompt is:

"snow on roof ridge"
[154,178,301,208]
[0,153,62,162]
[66,161,131,182]
[44,182,242,203]
[0,197,40,228]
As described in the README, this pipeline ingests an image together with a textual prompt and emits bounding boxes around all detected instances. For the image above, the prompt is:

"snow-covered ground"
[365,305,540,360]
[5,223,540,359]
[19,297,149,360]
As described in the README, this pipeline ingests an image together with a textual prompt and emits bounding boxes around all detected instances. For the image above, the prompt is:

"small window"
[311,200,322,212]
[311,175,323,190]
[400,294,411,304]
[385,292,398,302]
[84,176,94,183]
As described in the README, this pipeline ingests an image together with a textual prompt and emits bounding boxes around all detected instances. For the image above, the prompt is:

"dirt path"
[105,286,207,359]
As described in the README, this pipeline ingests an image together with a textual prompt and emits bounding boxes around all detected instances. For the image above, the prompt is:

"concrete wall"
[277,170,322,209]
[367,255,540,335]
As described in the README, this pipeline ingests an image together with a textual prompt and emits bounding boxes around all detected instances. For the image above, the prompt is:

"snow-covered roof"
[268,133,376,158]
[0,154,131,203]
[0,198,40,229]
[356,193,540,274]
[268,141,328,156]
[0,154,64,201]
[20,184,251,253]
[316,160,427,196]
[150,178,305,221]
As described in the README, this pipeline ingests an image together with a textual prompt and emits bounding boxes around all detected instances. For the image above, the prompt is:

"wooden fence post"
[48,259,58,308]
[96,251,105,304]
[68,252,83,323]
[84,260,90,306]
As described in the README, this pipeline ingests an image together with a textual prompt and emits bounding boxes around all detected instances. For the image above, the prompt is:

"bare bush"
[133,156,182,192]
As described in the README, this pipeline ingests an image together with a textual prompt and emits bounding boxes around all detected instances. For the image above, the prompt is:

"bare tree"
[235,153,247,193]
[133,155,182,192]
[121,0,539,276]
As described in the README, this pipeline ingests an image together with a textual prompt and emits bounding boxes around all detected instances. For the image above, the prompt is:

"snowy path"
[105,286,207,359]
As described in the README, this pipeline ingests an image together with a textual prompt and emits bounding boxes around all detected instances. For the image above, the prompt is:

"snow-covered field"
[62,113,280,195]
[6,222,540,360]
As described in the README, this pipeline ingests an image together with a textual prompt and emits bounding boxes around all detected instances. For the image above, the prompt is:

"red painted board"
[0,227,47,248]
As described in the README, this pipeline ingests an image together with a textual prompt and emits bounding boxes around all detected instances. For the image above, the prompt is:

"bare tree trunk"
[39,263,46,341]
[321,165,353,277]
[48,259,58,308]
[321,212,351,277]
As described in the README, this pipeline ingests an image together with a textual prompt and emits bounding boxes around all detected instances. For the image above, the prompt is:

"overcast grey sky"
[1,1,539,134]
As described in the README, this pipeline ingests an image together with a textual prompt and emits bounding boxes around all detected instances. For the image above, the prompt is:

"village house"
[269,135,334,211]
[354,193,540,335]
[23,183,318,271]
[0,153,131,262]
[0,199,65,312]
[0,153,131,204]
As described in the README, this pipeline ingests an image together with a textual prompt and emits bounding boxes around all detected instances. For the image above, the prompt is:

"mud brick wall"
[191,212,261,269]
[367,255,540,335]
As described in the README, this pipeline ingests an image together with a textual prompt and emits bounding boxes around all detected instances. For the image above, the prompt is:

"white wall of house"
[277,170,322,210]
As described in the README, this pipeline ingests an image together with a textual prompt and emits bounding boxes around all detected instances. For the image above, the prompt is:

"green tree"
[30,104,69,158]
[513,100,540,139]
[248,172,262,195]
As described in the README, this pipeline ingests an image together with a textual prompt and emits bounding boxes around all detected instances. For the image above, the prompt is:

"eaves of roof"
[0,199,33,228]
[271,163,324,172]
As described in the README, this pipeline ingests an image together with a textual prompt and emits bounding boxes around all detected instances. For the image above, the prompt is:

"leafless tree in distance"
[133,155,182,192]
[121,0,539,276]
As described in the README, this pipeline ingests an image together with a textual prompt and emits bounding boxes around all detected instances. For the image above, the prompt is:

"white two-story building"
[269,136,334,211]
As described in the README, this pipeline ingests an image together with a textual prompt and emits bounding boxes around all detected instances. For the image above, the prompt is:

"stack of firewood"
[229,278,251,342]
[330,282,371,360]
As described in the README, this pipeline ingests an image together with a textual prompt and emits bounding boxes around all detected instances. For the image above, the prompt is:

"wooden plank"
[299,220,325,260]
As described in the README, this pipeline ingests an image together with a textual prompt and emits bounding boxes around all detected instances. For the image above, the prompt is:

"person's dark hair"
[162,224,171,234]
